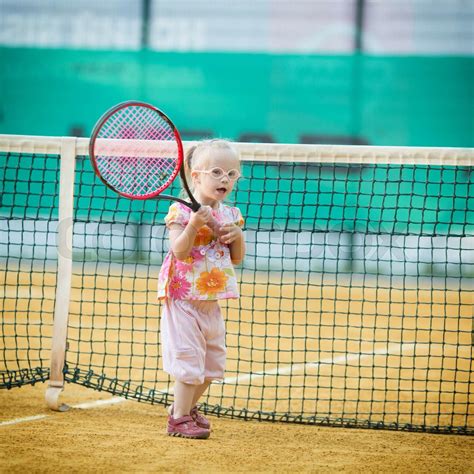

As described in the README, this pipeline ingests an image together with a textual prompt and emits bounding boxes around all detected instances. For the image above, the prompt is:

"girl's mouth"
[216,187,227,195]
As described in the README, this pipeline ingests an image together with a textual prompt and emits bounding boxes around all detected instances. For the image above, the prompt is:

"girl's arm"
[168,223,198,261]
[219,224,245,265]
[169,207,211,261]
[229,229,245,265]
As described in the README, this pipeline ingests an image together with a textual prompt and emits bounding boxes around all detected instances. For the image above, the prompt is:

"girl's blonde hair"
[182,139,239,195]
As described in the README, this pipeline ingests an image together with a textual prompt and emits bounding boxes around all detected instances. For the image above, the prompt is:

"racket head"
[89,101,184,200]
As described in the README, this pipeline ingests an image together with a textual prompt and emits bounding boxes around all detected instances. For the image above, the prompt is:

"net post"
[45,137,77,411]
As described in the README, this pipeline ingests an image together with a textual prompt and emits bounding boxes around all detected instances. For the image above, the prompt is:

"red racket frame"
[89,100,200,211]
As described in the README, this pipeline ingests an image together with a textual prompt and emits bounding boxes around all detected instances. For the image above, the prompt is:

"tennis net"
[1,135,473,434]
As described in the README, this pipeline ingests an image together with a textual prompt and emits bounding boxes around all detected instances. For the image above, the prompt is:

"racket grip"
[191,203,221,235]
[206,216,221,235]
[191,201,201,212]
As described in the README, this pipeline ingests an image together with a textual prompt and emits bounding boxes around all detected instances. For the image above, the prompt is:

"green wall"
[1,47,472,147]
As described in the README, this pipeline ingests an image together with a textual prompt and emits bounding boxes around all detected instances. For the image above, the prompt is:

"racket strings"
[95,105,180,197]
[98,153,177,196]
[103,107,173,142]
[101,156,176,195]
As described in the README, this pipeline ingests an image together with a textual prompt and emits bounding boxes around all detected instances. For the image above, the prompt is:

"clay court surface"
[1,268,473,471]
[0,384,473,473]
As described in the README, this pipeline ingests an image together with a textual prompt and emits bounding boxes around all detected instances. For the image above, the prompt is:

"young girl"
[157,139,245,439]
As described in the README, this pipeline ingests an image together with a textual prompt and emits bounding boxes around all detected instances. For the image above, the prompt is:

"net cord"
[0,134,472,165]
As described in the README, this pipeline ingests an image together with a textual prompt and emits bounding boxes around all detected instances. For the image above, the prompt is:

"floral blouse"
[157,202,245,300]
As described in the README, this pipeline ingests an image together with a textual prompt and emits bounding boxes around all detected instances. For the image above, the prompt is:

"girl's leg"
[168,379,212,415]
[167,380,210,439]
[192,378,212,407]
[172,381,196,418]
[190,379,212,430]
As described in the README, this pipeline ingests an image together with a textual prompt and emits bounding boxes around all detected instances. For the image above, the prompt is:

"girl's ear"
[191,171,200,184]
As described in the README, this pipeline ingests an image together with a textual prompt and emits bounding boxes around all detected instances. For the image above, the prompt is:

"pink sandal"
[167,415,210,439]
[190,406,211,430]
[168,404,211,430]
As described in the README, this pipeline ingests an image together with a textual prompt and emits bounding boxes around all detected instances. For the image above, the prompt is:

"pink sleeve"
[164,203,189,228]
[232,207,245,227]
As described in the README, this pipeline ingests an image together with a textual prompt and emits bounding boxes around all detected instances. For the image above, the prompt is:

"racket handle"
[207,216,221,235]
[190,202,221,235]
[190,201,201,212]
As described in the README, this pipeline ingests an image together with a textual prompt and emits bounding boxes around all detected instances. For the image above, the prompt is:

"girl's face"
[191,151,241,206]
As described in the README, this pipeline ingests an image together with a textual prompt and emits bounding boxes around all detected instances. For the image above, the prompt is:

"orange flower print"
[196,268,228,296]
[165,205,180,226]
[194,226,214,247]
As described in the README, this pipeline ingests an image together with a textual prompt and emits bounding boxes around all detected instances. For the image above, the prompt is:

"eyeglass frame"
[193,167,241,181]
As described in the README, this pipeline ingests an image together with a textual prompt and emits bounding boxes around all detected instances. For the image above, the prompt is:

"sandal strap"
[172,415,194,425]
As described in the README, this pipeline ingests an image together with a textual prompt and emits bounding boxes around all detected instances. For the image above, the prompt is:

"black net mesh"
[1,143,473,434]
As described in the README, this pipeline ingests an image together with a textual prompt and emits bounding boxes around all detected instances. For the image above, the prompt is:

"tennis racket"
[89,100,201,211]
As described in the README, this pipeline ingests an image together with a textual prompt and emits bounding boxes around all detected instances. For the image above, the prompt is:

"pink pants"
[160,299,226,385]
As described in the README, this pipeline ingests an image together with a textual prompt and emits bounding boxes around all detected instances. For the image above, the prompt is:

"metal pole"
[141,0,152,49]
[45,137,77,412]
[348,0,366,272]
[355,0,365,52]
[351,0,365,140]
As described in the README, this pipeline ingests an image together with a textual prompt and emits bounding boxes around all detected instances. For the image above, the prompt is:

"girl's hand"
[189,205,212,230]
[218,223,242,245]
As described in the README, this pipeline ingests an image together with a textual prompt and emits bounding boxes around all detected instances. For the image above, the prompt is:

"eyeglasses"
[194,167,241,181]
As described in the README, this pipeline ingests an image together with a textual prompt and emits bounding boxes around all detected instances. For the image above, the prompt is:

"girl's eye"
[228,169,240,180]
[210,168,224,178]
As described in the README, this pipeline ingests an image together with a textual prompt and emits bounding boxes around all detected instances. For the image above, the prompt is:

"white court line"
[221,342,418,385]
[73,397,126,410]
[0,414,48,426]
[0,341,425,427]
[0,398,126,427]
